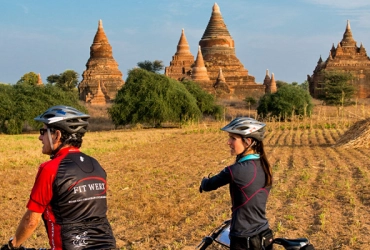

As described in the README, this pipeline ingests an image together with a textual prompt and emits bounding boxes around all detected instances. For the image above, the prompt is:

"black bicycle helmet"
[34,105,90,134]
[221,117,266,141]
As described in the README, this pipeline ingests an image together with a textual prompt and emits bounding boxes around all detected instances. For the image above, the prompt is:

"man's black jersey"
[27,147,116,249]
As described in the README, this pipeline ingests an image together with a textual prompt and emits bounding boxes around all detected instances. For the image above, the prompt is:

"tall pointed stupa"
[198,3,264,98]
[270,73,277,94]
[164,29,194,81]
[263,70,277,94]
[79,20,125,104]
[191,46,210,84]
[37,73,43,85]
[214,68,230,96]
[308,20,370,98]
[89,80,106,105]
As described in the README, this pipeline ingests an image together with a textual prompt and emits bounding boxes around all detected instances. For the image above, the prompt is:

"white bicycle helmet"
[221,117,266,141]
[34,105,90,134]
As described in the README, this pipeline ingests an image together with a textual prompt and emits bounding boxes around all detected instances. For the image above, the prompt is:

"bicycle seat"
[273,238,309,249]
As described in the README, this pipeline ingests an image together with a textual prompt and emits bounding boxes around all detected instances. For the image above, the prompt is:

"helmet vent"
[56,110,66,115]
[236,126,250,131]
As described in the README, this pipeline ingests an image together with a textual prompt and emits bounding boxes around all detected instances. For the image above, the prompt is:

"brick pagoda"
[308,20,370,99]
[79,20,125,105]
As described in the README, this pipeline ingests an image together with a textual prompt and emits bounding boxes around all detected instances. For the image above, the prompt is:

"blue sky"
[1,0,370,85]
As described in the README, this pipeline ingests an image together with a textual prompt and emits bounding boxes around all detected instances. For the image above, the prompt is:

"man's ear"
[53,130,62,143]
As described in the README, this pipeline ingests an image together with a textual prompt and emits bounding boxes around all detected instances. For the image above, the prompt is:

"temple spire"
[90,80,106,105]
[176,29,192,56]
[201,3,232,40]
[192,46,209,81]
[37,73,43,85]
[216,68,226,82]
[194,46,205,67]
[93,19,109,44]
[263,69,271,86]
[79,19,125,104]
[341,20,356,47]
[317,55,323,64]
[164,29,194,81]
[213,2,220,13]
[213,68,230,94]
[270,73,277,93]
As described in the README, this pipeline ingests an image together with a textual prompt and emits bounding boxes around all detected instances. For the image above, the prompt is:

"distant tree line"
[2,63,355,134]
[0,70,84,134]
[18,70,79,91]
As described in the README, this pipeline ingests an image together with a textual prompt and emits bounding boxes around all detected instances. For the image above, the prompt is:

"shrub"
[0,83,85,134]
[181,79,223,120]
[257,84,313,120]
[108,68,202,127]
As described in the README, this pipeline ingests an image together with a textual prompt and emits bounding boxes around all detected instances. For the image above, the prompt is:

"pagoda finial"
[217,68,226,82]
[266,69,269,76]
[329,51,333,60]
[194,45,205,67]
[213,3,220,13]
[99,19,103,29]
[317,55,323,64]
[341,19,356,47]
[37,73,43,85]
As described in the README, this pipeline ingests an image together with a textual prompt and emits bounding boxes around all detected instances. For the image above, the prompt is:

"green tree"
[300,80,309,92]
[257,84,313,120]
[16,72,39,86]
[0,83,85,134]
[244,96,257,107]
[0,83,18,133]
[181,79,223,119]
[108,68,201,127]
[318,71,355,106]
[46,74,60,85]
[46,70,79,91]
[137,60,164,73]
[276,80,288,89]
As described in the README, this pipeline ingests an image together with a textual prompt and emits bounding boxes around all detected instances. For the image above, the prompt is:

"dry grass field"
[1,101,370,250]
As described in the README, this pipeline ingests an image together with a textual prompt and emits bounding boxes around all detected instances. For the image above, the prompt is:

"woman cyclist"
[200,117,273,250]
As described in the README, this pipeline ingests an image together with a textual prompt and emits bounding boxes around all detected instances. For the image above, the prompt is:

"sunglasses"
[39,128,55,135]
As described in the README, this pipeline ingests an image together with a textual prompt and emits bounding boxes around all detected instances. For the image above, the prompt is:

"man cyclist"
[1,105,116,250]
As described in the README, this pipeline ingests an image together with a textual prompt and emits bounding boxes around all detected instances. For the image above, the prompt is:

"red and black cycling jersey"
[27,147,116,250]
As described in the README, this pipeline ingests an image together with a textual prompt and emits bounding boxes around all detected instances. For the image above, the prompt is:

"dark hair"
[252,140,273,187]
[49,126,85,148]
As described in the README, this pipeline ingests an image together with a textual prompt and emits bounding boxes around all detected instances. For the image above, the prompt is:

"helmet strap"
[47,128,54,152]
[50,134,75,159]
[236,139,256,162]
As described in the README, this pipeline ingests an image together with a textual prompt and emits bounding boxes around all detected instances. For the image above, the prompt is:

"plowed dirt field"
[1,124,369,249]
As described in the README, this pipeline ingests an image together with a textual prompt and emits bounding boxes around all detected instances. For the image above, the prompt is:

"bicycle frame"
[197,219,314,250]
